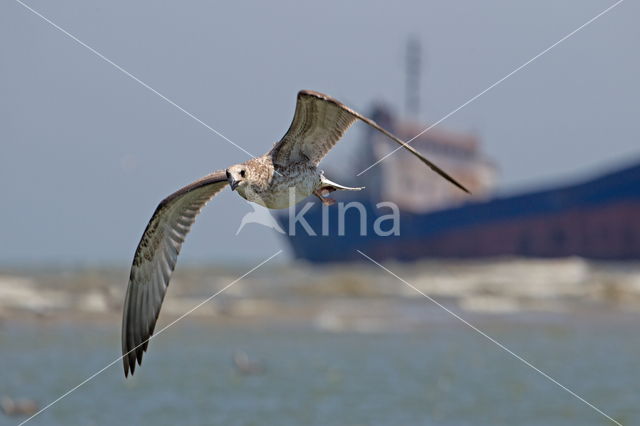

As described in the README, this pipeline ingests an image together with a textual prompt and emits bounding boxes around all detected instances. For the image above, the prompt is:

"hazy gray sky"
[1,0,638,265]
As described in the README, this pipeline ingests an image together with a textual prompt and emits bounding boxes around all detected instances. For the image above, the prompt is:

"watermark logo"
[235,187,400,237]
[236,201,285,235]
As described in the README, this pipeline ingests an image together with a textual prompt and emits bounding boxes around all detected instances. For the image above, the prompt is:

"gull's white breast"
[239,165,320,209]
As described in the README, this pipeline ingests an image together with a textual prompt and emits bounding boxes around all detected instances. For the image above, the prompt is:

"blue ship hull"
[276,161,640,262]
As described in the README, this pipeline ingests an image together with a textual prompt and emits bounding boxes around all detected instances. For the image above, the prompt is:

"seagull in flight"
[122,90,469,376]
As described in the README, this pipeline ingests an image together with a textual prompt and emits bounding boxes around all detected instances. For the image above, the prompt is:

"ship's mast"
[405,37,421,117]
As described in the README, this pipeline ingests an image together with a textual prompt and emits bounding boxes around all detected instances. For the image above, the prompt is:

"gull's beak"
[226,170,239,191]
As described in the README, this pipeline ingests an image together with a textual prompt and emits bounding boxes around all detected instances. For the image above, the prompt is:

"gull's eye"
[240,170,246,178]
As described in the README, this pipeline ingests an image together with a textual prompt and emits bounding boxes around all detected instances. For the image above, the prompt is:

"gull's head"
[226,164,250,191]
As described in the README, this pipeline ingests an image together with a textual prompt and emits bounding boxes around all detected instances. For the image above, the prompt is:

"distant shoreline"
[1,258,640,331]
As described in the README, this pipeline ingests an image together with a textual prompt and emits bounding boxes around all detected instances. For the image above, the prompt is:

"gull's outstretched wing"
[270,90,469,193]
[122,171,228,377]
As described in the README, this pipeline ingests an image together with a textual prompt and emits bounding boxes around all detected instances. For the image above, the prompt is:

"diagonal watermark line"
[357,250,622,426]
[18,250,283,426]
[357,0,625,176]
[14,0,257,160]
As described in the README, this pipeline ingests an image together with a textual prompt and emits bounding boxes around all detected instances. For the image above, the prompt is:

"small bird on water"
[122,90,469,376]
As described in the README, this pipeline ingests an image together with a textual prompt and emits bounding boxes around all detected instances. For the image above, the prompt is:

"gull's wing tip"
[451,178,471,194]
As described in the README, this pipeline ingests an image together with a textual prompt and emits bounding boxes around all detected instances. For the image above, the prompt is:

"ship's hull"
[276,161,640,262]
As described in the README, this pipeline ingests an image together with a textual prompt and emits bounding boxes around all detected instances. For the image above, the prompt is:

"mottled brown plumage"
[122,90,469,377]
